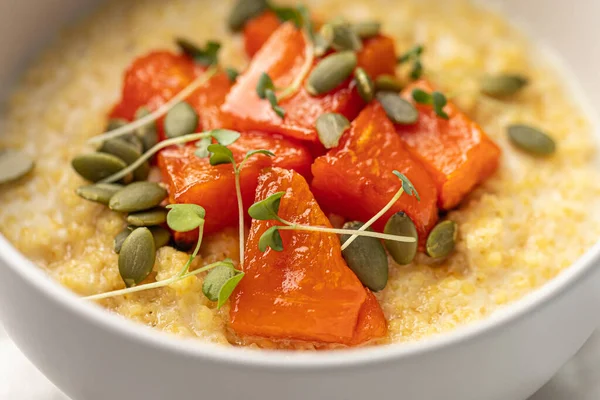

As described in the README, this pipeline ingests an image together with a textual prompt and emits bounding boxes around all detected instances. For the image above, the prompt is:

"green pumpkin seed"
[109,182,168,213]
[316,113,350,149]
[202,264,236,302]
[118,227,156,287]
[164,102,199,138]
[352,21,381,38]
[228,0,268,31]
[0,149,34,184]
[72,152,128,183]
[375,74,403,92]
[114,226,134,253]
[354,67,374,103]
[149,226,171,249]
[314,24,335,57]
[122,134,144,153]
[480,74,528,98]
[76,183,123,205]
[507,124,556,156]
[331,24,363,52]
[340,221,388,292]
[115,226,170,254]
[126,207,168,227]
[99,138,150,181]
[105,118,128,132]
[426,220,458,259]
[376,91,419,124]
[134,107,158,152]
[306,51,358,96]
[384,212,418,265]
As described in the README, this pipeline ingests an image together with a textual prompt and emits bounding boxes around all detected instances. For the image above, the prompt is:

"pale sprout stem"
[234,167,245,268]
[84,260,230,301]
[98,132,211,183]
[177,221,204,277]
[276,31,315,101]
[88,66,218,145]
[340,188,405,250]
[277,224,415,243]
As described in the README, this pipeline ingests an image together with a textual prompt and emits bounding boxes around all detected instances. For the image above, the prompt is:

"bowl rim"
[1,233,600,369]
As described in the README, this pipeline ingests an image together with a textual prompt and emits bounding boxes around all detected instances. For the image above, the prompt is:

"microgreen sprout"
[398,45,424,81]
[256,72,286,118]
[88,66,218,145]
[176,39,221,66]
[99,129,240,184]
[84,203,240,305]
[251,171,420,252]
[225,67,240,83]
[201,142,275,265]
[202,262,245,308]
[412,88,450,120]
[254,4,315,105]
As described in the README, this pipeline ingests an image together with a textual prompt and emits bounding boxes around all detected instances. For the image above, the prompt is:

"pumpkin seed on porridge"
[0,0,599,350]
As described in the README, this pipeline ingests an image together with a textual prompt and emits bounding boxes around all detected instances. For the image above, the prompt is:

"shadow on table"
[530,330,600,400]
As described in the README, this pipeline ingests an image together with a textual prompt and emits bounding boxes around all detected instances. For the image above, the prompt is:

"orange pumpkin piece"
[223,23,397,144]
[187,71,234,131]
[158,132,312,236]
[109,51,232,138]
[351,291,388,346]
[243,11,282,58]
[110,51,197,122]
[397,79,502,209]
[230,167,387,345]
[356,35,397,78]
[311,102,439,243]
[222,22,363,143]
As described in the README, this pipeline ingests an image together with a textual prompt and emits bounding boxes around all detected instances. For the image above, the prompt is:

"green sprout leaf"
[207,143,235,166]
[432,91,449,120]
[209,129,241,146]
[398,45,425,81]
[194,136,212,158]
[245,149,275,161]
[166,204,206,232]
[256,72,275,99]
[410,59,424,80]
[202,263,235,301]
[393,170,420,201]
[225,67,239,83]
[412,88,432,104]
[201,259,244,308]
[217,271,245,308]
[270,5,303,27]
[176,39,222,66]
[248,191,285,221]
[265,89,286,118]
[258,226,284,252]
[398,45,424,64]
[412,89,449,120]
[194,41,221,66]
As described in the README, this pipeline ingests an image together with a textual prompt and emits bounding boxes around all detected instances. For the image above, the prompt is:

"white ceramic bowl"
[1,1,599,399]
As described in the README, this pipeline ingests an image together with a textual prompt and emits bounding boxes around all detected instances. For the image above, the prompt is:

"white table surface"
[1,322,599,400]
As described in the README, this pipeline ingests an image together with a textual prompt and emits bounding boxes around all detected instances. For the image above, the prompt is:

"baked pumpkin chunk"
[396,79,501,209]
[158,132,312,236]
[110,51,232,138]
[222,23,397,143]
[230,167,387,345]
[311,102,439,243]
